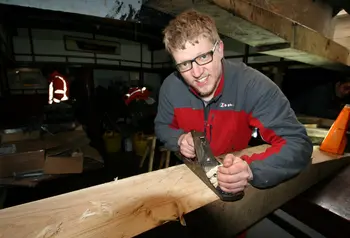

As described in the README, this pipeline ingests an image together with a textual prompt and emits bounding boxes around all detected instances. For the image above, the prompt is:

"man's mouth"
[195,75,209,86]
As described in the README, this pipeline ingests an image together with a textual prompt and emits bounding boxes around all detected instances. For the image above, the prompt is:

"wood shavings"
[79,201,113,222]
[178,214,186,226]
[206,165,221,188]
[173,201,186,226]
[35,222,62,238]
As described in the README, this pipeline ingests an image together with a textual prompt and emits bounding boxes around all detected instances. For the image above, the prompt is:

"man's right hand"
[178,132,196,158]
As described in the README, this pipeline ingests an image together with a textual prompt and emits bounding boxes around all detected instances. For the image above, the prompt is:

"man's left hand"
[217,154,253,194]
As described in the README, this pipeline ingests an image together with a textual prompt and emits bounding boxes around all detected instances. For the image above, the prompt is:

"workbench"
[0,143,349,238]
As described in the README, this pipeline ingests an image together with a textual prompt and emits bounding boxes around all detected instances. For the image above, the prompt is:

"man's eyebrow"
[195,50,211,57]
[177,49,211,64]
[186,51,211,61]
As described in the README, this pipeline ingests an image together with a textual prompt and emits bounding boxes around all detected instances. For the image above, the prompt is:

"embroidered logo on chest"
[219,102,234,108]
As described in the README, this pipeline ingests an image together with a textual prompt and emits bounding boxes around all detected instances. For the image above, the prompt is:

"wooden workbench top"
[0,145,349,238]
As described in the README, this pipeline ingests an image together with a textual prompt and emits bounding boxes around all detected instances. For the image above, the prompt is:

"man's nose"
[191,62,203,78]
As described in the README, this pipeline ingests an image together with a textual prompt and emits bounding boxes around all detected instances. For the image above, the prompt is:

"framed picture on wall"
[7,68,48,93]
[64,35,121,55]
[129,71,140,86]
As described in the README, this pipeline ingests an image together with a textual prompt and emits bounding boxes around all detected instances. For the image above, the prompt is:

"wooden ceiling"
[144,0,350,71]
[1,0,350,70]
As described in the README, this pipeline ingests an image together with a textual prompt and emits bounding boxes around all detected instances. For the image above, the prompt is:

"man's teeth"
[197,76,208,82]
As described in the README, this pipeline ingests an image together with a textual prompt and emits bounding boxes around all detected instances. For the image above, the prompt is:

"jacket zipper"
[203,101,213,143]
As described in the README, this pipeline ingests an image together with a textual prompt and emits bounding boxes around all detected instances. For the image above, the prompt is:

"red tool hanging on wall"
[48,71,69,104]
[123,86,155,105]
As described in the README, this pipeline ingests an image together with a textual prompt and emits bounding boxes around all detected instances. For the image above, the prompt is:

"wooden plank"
[305,127,328,138]
[332,14,350,50]
[0,145,350,238]
[245,0,334,38]
[297,115,335,128]
[145,0,288,47]
[333,15,350,39]
[145,0,350,70]
[337,10,348,16]
[213,0,350,69]
[334,37,350,50]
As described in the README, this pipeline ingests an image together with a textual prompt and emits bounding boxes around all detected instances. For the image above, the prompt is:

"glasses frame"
[175,40,219,73]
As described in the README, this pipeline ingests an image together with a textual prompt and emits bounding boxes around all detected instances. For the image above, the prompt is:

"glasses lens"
[176,51,214,72]
[195,52,213,65]
[177,61,191,72]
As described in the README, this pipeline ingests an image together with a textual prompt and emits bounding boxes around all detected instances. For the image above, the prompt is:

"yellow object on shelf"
[103,131,122,153]
[133,132,149,157]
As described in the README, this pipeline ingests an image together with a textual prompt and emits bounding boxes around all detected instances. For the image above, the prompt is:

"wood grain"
[1,145,350,238]
[213,0,350,68]
[245,0,334,38]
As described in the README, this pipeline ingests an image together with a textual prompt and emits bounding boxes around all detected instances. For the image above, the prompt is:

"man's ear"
[218,40,224,56]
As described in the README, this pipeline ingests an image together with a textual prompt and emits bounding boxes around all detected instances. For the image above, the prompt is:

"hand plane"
[177,130,244,202]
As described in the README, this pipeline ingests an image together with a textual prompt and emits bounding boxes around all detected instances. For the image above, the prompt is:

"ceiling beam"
[144,0,350,71]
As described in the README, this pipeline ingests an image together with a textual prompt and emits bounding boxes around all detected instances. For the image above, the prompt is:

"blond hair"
[163,9,220,54]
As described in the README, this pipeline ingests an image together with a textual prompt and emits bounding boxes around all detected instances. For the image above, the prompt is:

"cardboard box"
[40,130,88,174]
[81,144,103,163]
[0,130,40,143]
[44,150,84,174]
[42,130,90,149]
[0,140,45,177]
[0,130,88,178]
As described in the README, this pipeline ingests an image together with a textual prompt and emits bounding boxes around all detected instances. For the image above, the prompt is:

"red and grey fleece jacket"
[154,59,313,188]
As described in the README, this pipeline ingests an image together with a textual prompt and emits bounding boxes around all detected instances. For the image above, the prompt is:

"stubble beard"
[196,75,220,98]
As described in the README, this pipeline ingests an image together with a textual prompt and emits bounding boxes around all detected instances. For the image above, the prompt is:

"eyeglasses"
[175,40,219,73]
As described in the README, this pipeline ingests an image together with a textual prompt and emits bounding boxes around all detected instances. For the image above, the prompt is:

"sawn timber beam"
[144,0,350,71]
[0,145,350,238]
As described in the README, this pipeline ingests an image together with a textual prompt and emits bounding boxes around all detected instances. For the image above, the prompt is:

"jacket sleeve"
[154,79,185,151]
[241,69,313,189]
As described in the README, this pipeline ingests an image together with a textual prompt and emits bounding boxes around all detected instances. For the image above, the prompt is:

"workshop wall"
[0,24,7,54]
[9,27,173,99]
[12,28,171,68]
[0,23,11,97]
[93,69,161,96]
[8,26,304,100]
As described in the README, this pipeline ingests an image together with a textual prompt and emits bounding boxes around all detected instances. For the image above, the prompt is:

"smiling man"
[154,9,312,204]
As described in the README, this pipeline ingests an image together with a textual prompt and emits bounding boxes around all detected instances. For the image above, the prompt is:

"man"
[155,9,312,197]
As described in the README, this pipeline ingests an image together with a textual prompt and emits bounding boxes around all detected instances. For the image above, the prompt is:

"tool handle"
[216,186,244,202]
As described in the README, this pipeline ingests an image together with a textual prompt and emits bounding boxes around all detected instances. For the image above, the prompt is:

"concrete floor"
[247,210,326,238]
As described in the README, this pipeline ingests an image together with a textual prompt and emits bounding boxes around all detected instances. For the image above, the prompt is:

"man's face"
[171,37,224,100]
[338,82,350,98]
